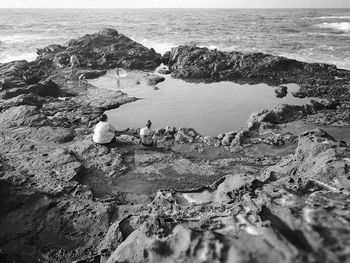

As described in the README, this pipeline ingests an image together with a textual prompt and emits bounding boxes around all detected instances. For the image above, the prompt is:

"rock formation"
[0,29,349,263]
[162,46,350,93]
[274,85,288,98]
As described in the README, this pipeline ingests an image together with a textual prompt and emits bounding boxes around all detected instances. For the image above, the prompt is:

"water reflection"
[89,70,314,136]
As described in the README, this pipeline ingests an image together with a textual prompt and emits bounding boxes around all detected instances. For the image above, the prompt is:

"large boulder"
[274,85,288,98]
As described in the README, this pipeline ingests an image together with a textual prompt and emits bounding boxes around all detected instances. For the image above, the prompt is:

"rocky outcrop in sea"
[0,28,349,263]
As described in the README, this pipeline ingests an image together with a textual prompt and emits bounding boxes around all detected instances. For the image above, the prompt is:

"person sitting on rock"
[140,120,157,147]
[93,114,117,144]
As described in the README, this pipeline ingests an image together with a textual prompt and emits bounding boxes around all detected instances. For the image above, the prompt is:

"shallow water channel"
[89,69,313,136]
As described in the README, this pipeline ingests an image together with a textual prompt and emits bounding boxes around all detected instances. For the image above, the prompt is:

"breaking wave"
[315,16,350,19]
[316,22,350,32]
[139,39,175,54]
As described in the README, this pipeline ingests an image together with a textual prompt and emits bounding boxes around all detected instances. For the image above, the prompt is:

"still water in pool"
[89,70,313,136]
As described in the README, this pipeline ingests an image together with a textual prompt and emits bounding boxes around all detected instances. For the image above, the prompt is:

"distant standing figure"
[78,73,87,86]
[69,54,79,76]
[116,67,120,78]
[140,120,157,147]
[93,114,116,144]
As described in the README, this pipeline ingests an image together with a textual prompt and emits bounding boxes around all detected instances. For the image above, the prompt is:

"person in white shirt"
[93,114,116,144]
[140,120,157,147]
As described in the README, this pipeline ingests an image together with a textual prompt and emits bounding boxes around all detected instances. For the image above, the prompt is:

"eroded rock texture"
[106,130,350,263]
[0,29,350,263]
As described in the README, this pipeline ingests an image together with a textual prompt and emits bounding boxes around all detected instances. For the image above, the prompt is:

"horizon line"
[1,7,350,9]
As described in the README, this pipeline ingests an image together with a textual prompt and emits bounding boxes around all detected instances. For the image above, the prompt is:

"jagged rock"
[174,127,201,143]
[162,45,350,87]
[217,132,225,140]
[144,74,165,86]
[274,85,288,98]
[230,130,249,147]
[38,28,162,70]
[221,131,237,146]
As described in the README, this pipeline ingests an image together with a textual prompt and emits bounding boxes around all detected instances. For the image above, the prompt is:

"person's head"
[100,114,108,122]
[146,120,152,128]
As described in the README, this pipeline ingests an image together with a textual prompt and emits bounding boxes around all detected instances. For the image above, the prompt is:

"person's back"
[140,120,156,146]
[140,126,153,146]
[93,114,116,144]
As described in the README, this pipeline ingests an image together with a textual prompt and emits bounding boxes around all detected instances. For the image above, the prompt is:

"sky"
[0,0,350,9]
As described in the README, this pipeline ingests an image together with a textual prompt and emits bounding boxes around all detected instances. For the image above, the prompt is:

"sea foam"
[139,39,175,54]
[317,22,350,32]
[0,52,37,63]
[315,16,350,19]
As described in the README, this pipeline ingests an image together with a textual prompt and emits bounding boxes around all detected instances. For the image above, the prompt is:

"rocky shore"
[0,28,350,263]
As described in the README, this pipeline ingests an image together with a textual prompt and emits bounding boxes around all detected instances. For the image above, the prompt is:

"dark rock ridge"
[37,28,162,70]
[162,45,350,94]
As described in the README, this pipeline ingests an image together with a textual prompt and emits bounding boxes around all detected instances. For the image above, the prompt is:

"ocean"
[1,8,350,69]
[2,8,350,135]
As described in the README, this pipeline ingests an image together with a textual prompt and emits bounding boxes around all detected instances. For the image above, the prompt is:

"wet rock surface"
[0,29,350,263]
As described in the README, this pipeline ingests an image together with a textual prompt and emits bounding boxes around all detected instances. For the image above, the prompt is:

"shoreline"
[1,28,350,262]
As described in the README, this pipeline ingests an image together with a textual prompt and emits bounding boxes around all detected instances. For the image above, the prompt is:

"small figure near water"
[140,120,157,147]
[93,114,117,144]
[78,73,87,86]
[69,54,79,77]
[116,67,120,78]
